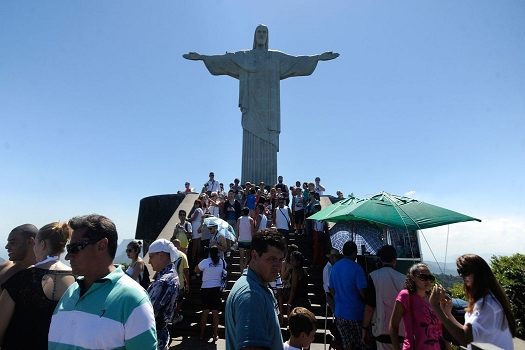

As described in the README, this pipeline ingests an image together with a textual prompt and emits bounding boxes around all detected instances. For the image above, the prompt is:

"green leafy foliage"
[435,273,463,290]
[449,282,465,300]
[490,253,525,339]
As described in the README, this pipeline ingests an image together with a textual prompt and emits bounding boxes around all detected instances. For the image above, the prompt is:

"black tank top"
[2,266,74,349]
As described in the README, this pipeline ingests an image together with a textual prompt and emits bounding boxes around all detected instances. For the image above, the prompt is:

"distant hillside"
[0,241,137,266]
[423,261,458,275]
[436,273,463,289]
[114,239,136,265]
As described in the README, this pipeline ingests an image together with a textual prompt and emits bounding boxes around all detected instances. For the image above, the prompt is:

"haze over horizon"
[1,1,524,263]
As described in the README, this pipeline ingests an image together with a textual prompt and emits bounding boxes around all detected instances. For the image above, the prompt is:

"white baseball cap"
[148,239,179,261]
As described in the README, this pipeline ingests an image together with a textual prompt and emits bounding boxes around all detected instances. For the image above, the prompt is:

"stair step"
[177,233,334,346]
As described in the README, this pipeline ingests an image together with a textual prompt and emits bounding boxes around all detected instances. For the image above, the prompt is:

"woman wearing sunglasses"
[430,254,516,349]
[0,222,75,349]
[125,240,145,283]
[389,263,448,349]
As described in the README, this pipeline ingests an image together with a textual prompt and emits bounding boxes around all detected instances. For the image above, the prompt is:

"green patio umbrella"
[308,196,359,221]
[308,192,480,230]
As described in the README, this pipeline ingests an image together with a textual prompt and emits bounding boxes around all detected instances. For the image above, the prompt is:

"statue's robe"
[202,50,320,185]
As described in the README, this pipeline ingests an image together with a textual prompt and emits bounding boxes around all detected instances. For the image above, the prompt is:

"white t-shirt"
[198,257,227,289]
[125,262,141,283]
[293,195,304,211]
[275,206,291,230]
[315,183,325,196]
[283,342,301,350]
[208,205,220,217]
[257,214,268,232]
[206,179,219,193]
[465,293,514,350]
[238,216,253,242]
[191,208,204,239]
[322,261,332,293]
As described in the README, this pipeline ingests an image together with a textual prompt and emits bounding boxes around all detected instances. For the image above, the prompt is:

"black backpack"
[139,266,151,290]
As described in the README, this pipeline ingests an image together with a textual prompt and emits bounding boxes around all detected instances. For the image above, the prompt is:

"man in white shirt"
[273,198,292,240]
[362,245,406,350]
[205,172,220,194]
[323,248,341,314]
[314,177,325,196]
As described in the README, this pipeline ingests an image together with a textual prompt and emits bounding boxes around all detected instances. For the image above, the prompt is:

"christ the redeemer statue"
[184,24,338,186]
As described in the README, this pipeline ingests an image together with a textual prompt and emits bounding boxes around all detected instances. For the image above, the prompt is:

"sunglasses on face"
[66,239,99,254]
[126,248,135,253]
[457,268,471,277]
[417,273,436,282]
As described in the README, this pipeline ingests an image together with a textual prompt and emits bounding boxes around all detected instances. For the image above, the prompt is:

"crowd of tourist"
[180,173,333,266]
[0,172,518,349]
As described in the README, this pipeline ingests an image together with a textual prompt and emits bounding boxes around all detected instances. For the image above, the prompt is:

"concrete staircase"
[142,193,199,273]
[168,233,336,346]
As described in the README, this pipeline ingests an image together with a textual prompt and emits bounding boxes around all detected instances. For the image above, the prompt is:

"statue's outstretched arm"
[183,52,205,61]
[318,52,339,61]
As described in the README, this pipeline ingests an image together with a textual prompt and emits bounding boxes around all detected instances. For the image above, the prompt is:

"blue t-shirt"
[245,194,257,210]
[225,268,283,350]
[329,257,367,320]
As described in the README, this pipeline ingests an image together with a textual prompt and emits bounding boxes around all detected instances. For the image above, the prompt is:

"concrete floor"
[168,336,329,349]
[169,336,525,350]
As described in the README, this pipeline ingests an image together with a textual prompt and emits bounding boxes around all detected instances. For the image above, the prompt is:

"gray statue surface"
[184,24,338,186]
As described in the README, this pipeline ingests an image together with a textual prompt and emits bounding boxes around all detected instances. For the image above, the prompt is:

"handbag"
[220,258,228,292]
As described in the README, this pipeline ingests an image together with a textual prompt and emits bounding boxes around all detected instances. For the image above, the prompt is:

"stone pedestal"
[241,130,277,186]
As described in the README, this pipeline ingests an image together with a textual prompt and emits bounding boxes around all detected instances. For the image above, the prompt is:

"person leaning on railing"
[430,254,516,350]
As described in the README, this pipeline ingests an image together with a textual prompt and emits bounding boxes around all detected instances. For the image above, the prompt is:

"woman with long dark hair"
[195,245,226,342]
[430,254,516,349]
[281,243,298,303]
[390,263,447,349]
[287,250,311,314]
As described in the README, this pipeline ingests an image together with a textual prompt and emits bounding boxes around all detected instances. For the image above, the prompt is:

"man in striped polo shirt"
[49,214,157,349]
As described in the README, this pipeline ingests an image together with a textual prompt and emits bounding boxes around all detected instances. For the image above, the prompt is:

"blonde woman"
[0,222,75,349]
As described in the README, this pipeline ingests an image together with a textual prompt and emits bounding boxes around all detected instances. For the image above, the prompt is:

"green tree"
[449,282,465,300]
[490,253,525,339]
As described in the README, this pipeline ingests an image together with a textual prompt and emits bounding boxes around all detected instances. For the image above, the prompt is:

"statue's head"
[252,24,269,50]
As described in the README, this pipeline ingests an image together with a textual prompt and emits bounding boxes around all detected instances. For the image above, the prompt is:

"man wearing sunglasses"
[48,214,157,349]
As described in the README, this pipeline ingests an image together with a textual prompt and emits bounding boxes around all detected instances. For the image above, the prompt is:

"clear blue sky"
[1,1,524,264]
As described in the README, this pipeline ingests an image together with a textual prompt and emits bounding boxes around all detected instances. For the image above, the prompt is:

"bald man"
[0,224,37,290]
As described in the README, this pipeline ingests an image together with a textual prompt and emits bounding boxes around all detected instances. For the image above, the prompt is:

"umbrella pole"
[324,301,328,350]
[420,230,443,274]
[444,225,450,275]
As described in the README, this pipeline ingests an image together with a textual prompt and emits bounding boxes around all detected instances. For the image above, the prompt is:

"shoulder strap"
[175,257,182,271]
[409,293,416,343]
[279,208,291,225]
